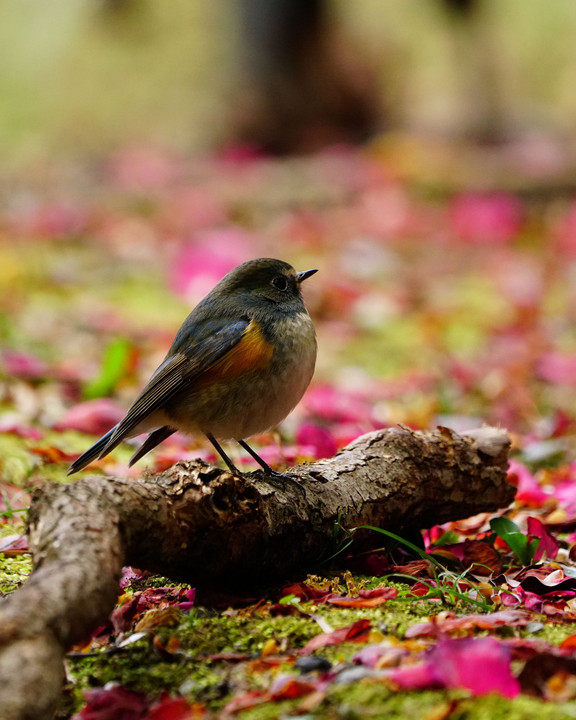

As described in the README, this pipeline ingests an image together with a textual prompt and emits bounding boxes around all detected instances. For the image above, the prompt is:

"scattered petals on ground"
[6,143,576,715]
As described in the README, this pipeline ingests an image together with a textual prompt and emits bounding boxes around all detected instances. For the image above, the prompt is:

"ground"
[3,141,576,717]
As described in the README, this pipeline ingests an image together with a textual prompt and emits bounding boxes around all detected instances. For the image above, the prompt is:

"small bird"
[68,258,318,477]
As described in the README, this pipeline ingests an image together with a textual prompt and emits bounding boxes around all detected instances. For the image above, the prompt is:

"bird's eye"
[272,276,288,291]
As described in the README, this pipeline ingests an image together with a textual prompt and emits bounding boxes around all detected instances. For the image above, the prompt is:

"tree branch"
[0,425,514,719]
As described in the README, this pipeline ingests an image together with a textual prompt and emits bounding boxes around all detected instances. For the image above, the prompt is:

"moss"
[0,434,37,485]
[0,518,27,538]
[236,699,297,720]
[179,611,317,657]
[45,573,576,717]
[454,694,576,720]
[0,553,32,594]
[67,646,207,712]
[319,684,576,720]
[528,619,576,645]
[139,575,190,590]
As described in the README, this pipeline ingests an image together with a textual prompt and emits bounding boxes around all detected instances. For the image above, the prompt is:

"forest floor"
[3,140,576,718]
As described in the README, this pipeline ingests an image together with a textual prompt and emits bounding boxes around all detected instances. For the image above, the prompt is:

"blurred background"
[3,0,576,162]
[3,0,576,485]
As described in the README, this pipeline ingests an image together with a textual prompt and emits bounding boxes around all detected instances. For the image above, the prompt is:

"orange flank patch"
[197,320,274,387]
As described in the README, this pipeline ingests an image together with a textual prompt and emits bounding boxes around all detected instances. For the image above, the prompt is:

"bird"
[67,258,318,478]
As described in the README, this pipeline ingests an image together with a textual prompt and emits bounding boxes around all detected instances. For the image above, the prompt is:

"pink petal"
[0,420,43,439]
[387,663,439,690]
[449,192,523,245]
[554,473,576,515]
[537,352,576,386]
[0,534,28,552]
[296,423,338,459]
[55,398,125,436]
[169,229,253,300]
[507,459,550,506]
[430,637,520,698]
[353,644,404,668]
[109,146,178,192]
[526,516,559,561]
[2,350,50,380]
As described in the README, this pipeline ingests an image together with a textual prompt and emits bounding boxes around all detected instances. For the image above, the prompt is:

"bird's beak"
[297,268,318,283]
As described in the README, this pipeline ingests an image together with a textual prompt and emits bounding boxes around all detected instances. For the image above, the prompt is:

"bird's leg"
[237,439,300,483]
[206,433,243,476]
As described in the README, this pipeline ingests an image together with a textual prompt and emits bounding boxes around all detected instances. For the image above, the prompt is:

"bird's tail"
[67,425,120,475]
[128,426,175,466]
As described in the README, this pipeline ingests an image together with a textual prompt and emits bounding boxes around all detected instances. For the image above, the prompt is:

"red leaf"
[537,352,576,386]
[280,582,335,603]
[147,696,199,720]
[112,588,194,633]
[169,230,253,300]
[30,445,78,464]
[222,691,268,715]
[301,619,372,655]
[269,675,318,700]
[405,609,532,638]
[560,634,576,650]
[74,686,148,719]
[327,587,398,607]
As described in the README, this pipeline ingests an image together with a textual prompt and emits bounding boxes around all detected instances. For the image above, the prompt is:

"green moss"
[523,619,576,646]
[236,699,297,720]
[322,684,449,719]
[320,684,576,720]
[0,435,37,485]
[67,646,212,711]
[179,611,317,657]
[0,553,32,594]
[456,694,576,720]
[62,576,576,717]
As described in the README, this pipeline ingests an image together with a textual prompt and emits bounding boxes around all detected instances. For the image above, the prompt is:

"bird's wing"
[98,318,251,457]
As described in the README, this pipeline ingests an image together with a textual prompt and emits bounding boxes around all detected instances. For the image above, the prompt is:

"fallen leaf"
[55,398,125,436]
[387,636,520,698]
[301,619,372,655]
[405,609,532,638]
[73,685,149,719]
[519,653,576,698]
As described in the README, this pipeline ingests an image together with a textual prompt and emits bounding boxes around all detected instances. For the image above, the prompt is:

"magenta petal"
[55,398,124,436]
[296,423,338,459]
[2,350,50,380]
[526,516,559,561]
[508,459,550,506]
[386,663,438,690]
[430,637,520,698]
[449,192,523,245]
[74,686,149,719]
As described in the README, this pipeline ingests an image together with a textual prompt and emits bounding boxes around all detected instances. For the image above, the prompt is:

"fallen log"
[0,425,514,719]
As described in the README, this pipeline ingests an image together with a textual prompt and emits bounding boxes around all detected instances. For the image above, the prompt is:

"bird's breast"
[166,311,317,440]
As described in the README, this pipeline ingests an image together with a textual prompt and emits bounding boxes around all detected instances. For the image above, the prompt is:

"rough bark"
[0,425,514,719]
